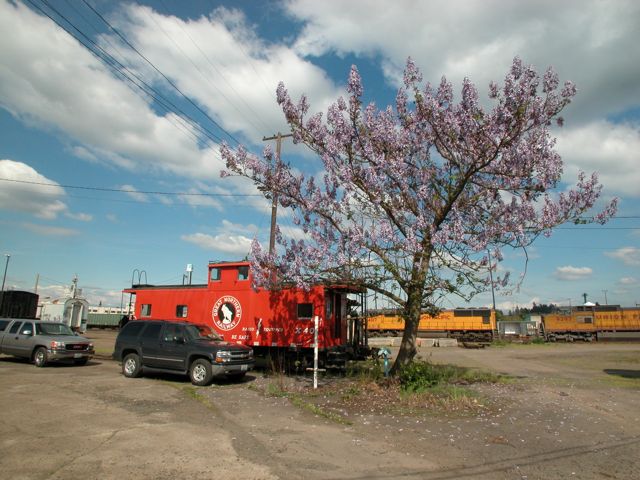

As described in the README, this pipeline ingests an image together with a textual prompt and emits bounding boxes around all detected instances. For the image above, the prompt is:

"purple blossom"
[220,57,616,366]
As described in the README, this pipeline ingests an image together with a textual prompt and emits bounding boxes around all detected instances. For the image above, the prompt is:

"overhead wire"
[79,0,243,147]
[157,0,275,102]
[0,177,261,196]
[26,0,227,149]
[57,0,216,147]
[143,3,272,134]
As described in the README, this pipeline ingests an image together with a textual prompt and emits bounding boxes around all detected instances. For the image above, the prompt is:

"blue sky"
[0,0,638,310]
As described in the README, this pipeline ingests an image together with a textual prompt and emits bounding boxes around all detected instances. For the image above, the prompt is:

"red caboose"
[124,260,370,368]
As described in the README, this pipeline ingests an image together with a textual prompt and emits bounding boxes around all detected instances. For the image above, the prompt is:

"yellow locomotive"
[367,308,496,341]
[541,305,640,341]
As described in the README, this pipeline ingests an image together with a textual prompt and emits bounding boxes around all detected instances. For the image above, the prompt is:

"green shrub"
[345,358,384,381]
[398,360,503,393]
[399,361,451,392]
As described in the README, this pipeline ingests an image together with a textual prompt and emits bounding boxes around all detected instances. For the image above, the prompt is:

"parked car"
[0,318,94,367]
[112,320,255,386]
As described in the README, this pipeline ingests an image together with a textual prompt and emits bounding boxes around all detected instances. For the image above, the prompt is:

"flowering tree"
[221,57,616,371]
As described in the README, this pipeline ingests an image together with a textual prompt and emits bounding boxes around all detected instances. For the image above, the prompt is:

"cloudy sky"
[0,0,638,310]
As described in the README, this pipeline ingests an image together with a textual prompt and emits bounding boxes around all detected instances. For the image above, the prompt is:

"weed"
[166,384,219,412]
[398,360,505,393]
[345,358,384,381]
[290,396,353,425]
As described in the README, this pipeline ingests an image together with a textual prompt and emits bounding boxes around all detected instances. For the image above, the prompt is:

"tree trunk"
[391,287,422,374]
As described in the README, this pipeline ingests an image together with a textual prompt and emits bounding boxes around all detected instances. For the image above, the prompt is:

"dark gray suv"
[112,320,254,386]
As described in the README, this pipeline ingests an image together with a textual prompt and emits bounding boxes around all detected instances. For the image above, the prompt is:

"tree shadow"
[603,368,640,379]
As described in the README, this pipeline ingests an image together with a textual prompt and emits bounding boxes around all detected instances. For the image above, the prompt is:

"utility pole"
[262,132,293,255]
[487,250,496,311]
[602,290,608,305]
[1,254,10,316]
[1,254,9,293]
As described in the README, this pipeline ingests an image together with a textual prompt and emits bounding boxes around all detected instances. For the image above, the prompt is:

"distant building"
[38,276,88,332]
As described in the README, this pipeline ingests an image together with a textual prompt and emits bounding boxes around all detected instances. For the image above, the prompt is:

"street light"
[1,254,10,315]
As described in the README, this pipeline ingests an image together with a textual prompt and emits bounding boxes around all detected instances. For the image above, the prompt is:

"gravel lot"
[1,329,638,479]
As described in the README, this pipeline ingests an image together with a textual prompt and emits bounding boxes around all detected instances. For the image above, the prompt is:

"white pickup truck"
[0,318,94,367]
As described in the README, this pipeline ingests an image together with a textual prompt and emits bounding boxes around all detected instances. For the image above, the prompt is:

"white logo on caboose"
[212,295,242,331]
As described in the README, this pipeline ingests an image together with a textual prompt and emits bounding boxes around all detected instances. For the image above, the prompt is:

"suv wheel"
[122,353,142,378]
[189,359,213,386]
[33,347,48,368]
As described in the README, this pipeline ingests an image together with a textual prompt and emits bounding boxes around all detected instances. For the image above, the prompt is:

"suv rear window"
[0,319,10,331]
[140,323,162,340]
[119,321,145,338]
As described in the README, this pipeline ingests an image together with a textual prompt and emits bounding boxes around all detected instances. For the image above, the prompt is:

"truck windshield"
[36,323,75,336]
[184,324,222,341]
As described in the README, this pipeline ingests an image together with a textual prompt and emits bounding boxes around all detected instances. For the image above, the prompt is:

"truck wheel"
[122,353,142,378]
[189,359,213,386]
[33,347,48,368]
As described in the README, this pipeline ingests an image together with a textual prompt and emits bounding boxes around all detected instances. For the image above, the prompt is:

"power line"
[0,177,261,197]
[25,0,225,148]
[79,0,243,147]
[556,227,640,230]
[144,3,272,134]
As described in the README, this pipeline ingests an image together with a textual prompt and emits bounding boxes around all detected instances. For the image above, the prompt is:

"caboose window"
[238,266,249,280]
[297,303,313,319]
[141,304,152,317]
[176,305,188,318]
[210,268,221,281]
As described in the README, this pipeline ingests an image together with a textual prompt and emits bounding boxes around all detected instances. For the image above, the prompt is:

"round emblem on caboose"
[212,295,242,331]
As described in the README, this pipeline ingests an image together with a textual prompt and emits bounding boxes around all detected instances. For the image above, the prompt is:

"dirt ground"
[1,330,639,479]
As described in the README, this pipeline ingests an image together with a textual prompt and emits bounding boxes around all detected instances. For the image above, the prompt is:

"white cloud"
[0,2,222,180]
[65,212,93,222]
[0,160,67,219]
[112,4,344,141]
[278,224,309,241]
[554,265,593,281]
[181,232,253,255]
[286,0,640,123]
[0,1,346,189]
[181,216,263,255]
[557,121,640,197]
[495,298,540,311]
[120,185,150,203]
[618,276,638,286]
[605,247,640,266]
[220,219,259,235]
[22,222,79,237]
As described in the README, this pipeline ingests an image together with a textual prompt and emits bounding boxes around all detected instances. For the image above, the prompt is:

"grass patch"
[166,383,219,412]
[259,378,353,425]
[398,360,504,393]
[530,337,547,345]
[289,396,352,425]
[94,348,113,356]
